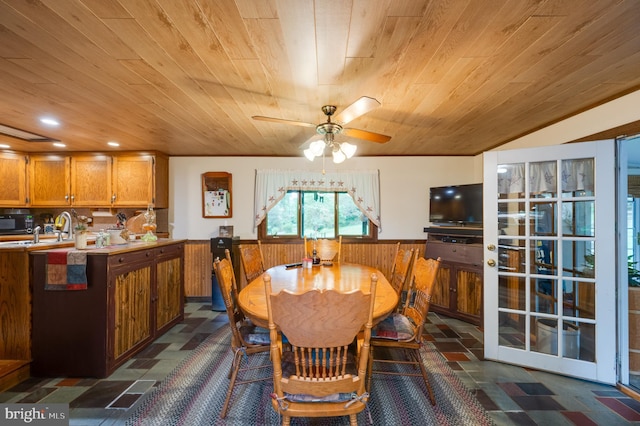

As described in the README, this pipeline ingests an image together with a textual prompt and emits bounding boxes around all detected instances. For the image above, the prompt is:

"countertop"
[0,237,184,253]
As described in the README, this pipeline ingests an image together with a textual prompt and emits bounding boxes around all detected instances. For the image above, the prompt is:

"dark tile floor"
[1,302,639,425]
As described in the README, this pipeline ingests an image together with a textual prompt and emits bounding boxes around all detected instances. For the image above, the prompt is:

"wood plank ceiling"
[0,0,638,157]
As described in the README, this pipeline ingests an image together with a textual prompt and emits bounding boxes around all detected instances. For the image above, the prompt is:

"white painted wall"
[170,156,482,240]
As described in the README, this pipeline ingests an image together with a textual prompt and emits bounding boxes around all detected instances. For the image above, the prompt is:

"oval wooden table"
[238,263,397,329]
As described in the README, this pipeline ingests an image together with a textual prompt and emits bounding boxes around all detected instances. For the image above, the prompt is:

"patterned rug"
[126,326,493,425]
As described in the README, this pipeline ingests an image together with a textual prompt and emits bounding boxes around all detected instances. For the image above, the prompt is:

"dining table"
[238,262,398,329]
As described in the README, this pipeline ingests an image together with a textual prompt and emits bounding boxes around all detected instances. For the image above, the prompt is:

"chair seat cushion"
[372,313,415,341]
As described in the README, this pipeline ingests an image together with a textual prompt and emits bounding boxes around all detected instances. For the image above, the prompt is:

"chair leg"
[367,346,374,392]
[221,349,243,418]
[282,415,291,426]
[349,413,358,425]
[412,349,436,405]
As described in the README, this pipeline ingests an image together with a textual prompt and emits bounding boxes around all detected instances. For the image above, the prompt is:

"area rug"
[126,326,493,425]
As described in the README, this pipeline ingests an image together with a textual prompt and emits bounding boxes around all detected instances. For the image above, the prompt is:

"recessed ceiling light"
[0,143,10,149]
[107,141,120,147]
[53,142,66,148]
[40,117,60,126]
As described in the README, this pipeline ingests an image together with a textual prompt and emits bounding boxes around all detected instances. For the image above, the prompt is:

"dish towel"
[45,249,88,291]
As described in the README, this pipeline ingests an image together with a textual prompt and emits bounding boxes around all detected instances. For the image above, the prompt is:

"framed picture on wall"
[202,172,232,218]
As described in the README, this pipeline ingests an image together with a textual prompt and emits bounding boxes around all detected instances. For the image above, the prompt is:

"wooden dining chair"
[239,241,266,283]
[214,251,271,418]
[367,256,441,405]
[388,243,416,310]
[264,272,377,425]
[304,236,342,262]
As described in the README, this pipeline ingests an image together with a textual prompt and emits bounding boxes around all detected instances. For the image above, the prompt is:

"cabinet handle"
[111,194,116,202]
[118,257,125,263]
[487,259,496,267]
[487,243,496,251]
[146,251,151,257]
[71,194,75,202]
[65,194,69,202]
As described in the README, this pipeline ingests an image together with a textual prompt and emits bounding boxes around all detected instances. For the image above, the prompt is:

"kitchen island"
[30,239,185,378]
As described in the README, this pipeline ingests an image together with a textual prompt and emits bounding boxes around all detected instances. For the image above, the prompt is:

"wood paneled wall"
[184,240,425,297]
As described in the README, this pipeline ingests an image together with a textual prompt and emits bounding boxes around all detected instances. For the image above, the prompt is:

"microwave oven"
[0,214,35,235]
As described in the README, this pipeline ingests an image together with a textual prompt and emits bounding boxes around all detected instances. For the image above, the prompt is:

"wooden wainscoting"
[184,240,425,297]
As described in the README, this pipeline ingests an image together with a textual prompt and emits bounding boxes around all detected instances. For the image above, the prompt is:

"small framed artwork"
[202,172,232,218]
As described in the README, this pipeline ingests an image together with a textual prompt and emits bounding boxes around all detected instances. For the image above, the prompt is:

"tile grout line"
[105,380,156,410]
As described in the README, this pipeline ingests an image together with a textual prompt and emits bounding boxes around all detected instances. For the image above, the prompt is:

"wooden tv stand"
[424,227,483,327]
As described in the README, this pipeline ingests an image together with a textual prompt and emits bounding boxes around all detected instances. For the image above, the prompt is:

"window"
[261,190,375,240]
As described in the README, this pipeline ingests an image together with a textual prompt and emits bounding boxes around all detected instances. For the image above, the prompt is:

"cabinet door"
[70,155,112,206]
[112,265,152,360]
[29,155,70,206]
[431,264,451,311]
[156,256,183,331]
[0,152,27,206]
[112,155,154,206]
[455,264,483,320]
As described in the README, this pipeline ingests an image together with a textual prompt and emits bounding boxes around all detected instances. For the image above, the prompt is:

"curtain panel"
[498,158,594,195]
[254,169,381,230]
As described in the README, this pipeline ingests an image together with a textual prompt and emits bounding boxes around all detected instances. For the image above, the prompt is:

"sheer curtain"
[254,169,381,230]
[498,158,594,194]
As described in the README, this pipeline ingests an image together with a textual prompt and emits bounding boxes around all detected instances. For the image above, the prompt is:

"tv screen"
[429,183,483,227]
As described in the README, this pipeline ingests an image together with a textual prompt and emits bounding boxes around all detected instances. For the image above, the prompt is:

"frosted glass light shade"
[332,149,346,163]
[304,148,316,161]
[310,140,326,156]
[340,142,357,158]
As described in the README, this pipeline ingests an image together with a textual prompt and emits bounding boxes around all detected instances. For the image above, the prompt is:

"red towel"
[45,249,87,290]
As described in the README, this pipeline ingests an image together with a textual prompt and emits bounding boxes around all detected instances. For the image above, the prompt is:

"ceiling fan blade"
[252,116,316,128]
[342,128,391,143]
[334,96,381,125]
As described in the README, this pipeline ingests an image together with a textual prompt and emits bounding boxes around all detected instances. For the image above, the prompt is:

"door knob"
[487,243,496,251]
[487,259,496,267]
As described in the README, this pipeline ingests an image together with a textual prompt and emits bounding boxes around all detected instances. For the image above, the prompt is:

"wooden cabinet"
[31,240,185,378]
[112,154,168,208]
[29,154,111,207]
[27,152,168,208]
[28,154,71,206]
[70,155,112,206]
[0,250,31,391]
[0,152,28,206]
[425,228,483,326]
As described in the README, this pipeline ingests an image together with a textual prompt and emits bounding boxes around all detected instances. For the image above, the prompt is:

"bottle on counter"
[95,230,104,248]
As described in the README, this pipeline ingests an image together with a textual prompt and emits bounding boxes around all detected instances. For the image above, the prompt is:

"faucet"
[33,226,41,244]
[57,211,73,240]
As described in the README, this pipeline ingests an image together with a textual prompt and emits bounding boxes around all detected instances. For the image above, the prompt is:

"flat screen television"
[429,183,483,227]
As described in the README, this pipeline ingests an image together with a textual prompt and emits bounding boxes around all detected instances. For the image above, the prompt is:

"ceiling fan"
[252,96,391,163]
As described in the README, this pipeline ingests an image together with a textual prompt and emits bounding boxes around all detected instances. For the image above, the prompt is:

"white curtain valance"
[254,169,381,230]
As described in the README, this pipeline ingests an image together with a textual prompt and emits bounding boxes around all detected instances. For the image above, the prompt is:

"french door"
[483,141,616,384]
